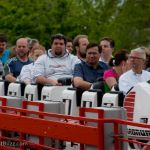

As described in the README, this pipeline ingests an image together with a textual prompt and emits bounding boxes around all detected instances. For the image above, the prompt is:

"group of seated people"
[1,33,150,150]
[1,33,150,96]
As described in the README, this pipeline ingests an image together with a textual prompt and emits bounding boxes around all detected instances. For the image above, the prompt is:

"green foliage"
[0,0,150,51]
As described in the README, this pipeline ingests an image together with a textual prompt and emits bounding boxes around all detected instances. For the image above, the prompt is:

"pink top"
[103,69,119,81]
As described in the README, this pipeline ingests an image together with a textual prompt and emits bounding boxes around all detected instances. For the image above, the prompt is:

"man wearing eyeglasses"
[73,43,108,90]
[119,47,150,94]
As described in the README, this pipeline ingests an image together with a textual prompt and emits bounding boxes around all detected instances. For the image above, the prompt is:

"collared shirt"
[4,57,32,78]
[33,49,80,80]
[73,61,108,83]
[119,69,150,94]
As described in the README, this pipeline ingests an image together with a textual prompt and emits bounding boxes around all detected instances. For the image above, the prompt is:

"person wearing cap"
[119,47,150,94]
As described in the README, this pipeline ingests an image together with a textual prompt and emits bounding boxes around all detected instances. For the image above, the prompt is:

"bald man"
[4,38,32,82]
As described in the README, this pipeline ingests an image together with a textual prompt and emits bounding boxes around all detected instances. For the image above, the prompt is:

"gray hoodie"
[33,49,80,80]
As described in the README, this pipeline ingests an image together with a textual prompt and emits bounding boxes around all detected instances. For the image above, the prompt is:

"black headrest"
[58,77,72,85]
[113,84,119,91]
[147,80,150,84]
[96,77,103,82]
[93,81,105,93]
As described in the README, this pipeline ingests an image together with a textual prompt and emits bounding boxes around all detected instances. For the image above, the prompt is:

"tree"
[0,0,150,51]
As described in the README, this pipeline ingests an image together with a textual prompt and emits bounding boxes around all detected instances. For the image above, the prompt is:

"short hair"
[109,50,129,67]
[28,38,39,49]
[0,33,7,42]
[73,35,88,48]
[51,33,67,45]
[86,43,102,53]
[100,37,115,48]
[66,37,73,43]
[131,47,146,60]
[31,45,45,53]
[16,38,28,45]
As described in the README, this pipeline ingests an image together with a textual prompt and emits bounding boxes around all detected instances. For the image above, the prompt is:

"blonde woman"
[18,45,45,84]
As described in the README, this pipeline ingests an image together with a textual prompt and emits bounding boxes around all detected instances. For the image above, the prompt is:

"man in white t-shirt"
[119,47,150,94]
[33,34,80,86]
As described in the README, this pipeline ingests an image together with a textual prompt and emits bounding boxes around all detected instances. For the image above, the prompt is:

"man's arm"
[36,75,61,86]
[73,63,92,90]
[73,77,92,90]
[5,73,16,82]
[3,58,16,82]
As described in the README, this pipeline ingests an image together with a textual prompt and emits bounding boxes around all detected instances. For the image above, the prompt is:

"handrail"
[102,118,150,129]
[0,105,150,149]
[0,105,98,123]
[0,106,104,150]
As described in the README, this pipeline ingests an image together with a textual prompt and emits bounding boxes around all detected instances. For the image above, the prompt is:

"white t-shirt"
[119,69,150,94]
[18,63,34,83]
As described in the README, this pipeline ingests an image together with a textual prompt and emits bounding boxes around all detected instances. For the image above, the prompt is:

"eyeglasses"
[129,56,144,60]
[87,52,99,55]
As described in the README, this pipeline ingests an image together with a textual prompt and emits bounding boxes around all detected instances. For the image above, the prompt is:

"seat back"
[0,80,5,96]
[41,85,69,101]
[7,82,21,97]
[62,88,79,116]
[102,91,124,107]
[24,84,38,101]
[81,89,103,108]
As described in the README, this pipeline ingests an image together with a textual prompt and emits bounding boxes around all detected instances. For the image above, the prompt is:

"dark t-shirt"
[73,61,108,83]
[4,57,32,78]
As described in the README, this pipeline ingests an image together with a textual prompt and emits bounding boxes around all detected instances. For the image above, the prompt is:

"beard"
[17,51,28,58]
[54,51,63,56]
[79,51,86,59]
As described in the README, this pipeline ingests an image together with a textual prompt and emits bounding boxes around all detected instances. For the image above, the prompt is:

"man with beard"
[73,35,89,61]
[33,34,80,86]
[73,43,108,90]
[4,38,32,82]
